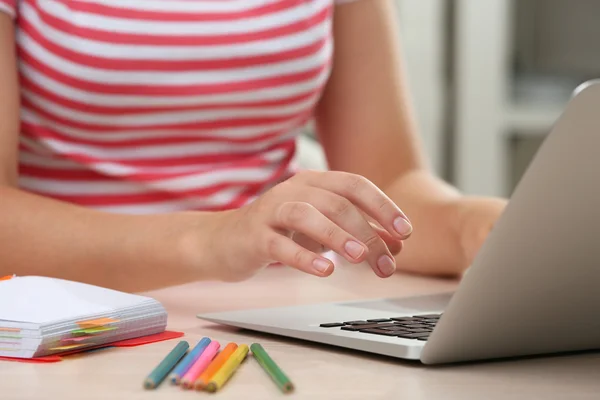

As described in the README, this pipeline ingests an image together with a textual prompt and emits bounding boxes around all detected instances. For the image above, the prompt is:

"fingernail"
[313,258,332,273]
[344,240,365,259]
[393,217,413,236]
[377,255,396,276]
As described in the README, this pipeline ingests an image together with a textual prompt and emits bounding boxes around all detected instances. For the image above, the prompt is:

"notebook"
[0,275,168,359]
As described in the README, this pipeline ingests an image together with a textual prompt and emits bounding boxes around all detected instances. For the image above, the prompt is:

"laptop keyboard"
[319,314,441,341]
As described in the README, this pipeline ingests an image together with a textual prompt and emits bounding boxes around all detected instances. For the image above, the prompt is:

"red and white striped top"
[0,0,354,214]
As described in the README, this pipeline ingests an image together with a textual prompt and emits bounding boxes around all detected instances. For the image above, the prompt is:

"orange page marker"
[0,328,21,333]
[194,343,238,390]
[76,318,119,328]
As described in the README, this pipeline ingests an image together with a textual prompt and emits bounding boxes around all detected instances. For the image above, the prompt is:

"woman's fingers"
[290,232,326,254]
[260,173,405,278]
[273,202,369,264]
[295,189,398,277]
[295,171,412,240]
[262,230,334,277]
[370,222,403,255]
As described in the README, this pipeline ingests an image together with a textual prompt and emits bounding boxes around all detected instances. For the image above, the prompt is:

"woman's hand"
[210,170,413,281]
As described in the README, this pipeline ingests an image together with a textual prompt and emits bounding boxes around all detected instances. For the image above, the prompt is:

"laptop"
[198,80,600,365]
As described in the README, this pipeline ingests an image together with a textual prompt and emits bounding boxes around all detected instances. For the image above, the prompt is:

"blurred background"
[298,0,599,198]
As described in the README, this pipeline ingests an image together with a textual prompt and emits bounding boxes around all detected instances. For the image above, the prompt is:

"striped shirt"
[0,0,356,214]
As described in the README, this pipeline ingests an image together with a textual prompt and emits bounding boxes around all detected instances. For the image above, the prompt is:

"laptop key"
[382,328,412,335]
[390,317,422,322]
[343,323,396,331]
[341,325,368,331]
[417,336,430,341]
[405,328,431,333]
[343,321,370,325]
[381,325,410,330]
[413,314,441,319]
[358,323,397,330]
[397,332,431,339]
[359,328,400,336]
[366,318,392,323]
[395,323,429,329]
[401,324,431,329]
[319,323,344,328]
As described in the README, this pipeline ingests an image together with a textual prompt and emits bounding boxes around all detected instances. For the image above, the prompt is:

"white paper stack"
[0,276,167,358]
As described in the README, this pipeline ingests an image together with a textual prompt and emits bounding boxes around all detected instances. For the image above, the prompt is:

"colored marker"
[180,340,220,389]
[143,341,189,389]
[205,344,249,393]
[250,343,294,393]
[194,342,238,390]
[169,337,211,384]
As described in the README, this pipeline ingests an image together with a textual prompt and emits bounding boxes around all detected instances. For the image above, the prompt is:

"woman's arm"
[316,0,506,276]
[0,10,415,291]
[0,15,222,291]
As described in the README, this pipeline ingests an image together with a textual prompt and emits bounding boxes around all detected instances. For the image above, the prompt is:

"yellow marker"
[205,344,249,393]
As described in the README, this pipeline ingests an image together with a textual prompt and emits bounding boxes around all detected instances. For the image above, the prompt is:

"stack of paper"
[0,276,167,358]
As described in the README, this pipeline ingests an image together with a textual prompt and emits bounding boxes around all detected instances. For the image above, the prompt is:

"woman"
[0,0,506,291]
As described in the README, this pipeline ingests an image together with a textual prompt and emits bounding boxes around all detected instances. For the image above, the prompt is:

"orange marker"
[76,318,119,329]
[194,342,238,390]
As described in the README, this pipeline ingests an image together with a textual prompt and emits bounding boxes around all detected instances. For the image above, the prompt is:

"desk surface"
[2,263,599,399]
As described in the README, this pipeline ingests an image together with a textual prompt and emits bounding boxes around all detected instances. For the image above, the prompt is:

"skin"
[0,0,507,292]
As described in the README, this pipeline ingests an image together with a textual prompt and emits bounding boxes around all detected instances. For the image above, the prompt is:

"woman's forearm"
[0,186,221,292]
[0,16,220,292]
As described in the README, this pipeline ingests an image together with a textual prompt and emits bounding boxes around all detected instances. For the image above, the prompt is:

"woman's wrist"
[174,210,237,283]
[115,211,231,290]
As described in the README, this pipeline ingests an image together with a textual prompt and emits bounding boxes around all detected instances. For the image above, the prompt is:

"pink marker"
[180,340,220,389]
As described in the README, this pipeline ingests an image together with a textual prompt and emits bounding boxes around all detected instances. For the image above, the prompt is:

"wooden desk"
[2,264,599,399]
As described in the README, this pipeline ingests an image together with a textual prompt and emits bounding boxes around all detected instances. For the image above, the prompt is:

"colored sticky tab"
[0,354,62,363]
[0,335,22,339]
[71,326,118,336]
[0,330,184,363]
[76,318,119,329]
[61,335,94,343]
[49,343,93,351]
[105,330,183,347]
[0,327,21,333]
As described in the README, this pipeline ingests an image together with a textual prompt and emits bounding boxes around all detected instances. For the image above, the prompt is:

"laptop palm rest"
[339,292,454,314]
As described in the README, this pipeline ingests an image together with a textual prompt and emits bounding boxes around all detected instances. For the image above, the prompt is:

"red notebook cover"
[0,330,184,363]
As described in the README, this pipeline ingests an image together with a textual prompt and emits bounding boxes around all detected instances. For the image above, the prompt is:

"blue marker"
[169,337,211,384]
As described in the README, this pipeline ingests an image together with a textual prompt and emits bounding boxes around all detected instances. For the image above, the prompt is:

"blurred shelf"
[505,100,565,135]
[505,74,580,135]
[452,0,600,196]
